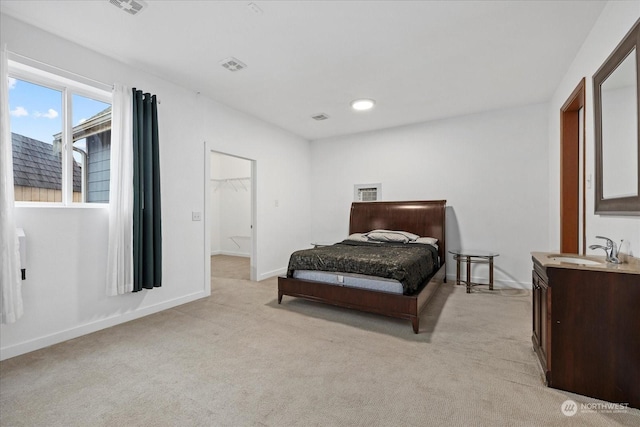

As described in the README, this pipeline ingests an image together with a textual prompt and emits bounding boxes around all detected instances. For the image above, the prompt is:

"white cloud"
[10,106,28,117]
[45,109,59,119]
[8,77,16,89]
[35,108,59,119]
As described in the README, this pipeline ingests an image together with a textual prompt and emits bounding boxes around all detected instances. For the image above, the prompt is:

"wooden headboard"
[349,200,447,262]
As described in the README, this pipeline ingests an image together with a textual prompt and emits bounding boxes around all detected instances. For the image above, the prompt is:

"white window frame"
[354,183,382,202]
[9,59,112,207]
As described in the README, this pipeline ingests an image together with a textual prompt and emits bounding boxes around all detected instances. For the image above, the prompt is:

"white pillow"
[412,237,438,246]
[368,229,419,241]
[365,230,417,243]
[345,233,370,242]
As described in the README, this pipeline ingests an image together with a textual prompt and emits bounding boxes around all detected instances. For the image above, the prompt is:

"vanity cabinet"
[531,256,640,408]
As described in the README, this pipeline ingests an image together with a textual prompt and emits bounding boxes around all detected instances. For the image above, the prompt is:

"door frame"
[560,78,586,254]
[204,142,257,288]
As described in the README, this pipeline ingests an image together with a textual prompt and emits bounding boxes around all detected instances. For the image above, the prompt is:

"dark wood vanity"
[531,253,640,408]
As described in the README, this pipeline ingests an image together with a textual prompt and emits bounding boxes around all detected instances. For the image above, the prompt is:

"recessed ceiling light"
[351,99,376,111]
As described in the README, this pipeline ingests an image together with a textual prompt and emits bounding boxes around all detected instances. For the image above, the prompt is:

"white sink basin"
[551,256,603,266]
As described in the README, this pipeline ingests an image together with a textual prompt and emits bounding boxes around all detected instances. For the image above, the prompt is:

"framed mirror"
[593,19,640,215]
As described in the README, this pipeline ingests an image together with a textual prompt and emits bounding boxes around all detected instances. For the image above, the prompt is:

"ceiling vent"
[220,57,248,72]
[247,2,263,15]
[109,0,148,16]
[311,113,330,121]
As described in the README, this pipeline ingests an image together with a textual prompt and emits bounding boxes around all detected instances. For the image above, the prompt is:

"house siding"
[86,130,111,203]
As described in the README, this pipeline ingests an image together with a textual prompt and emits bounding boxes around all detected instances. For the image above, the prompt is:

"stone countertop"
[531,252,640,275]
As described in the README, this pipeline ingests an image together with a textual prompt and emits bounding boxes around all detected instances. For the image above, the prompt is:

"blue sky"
[8,77,110,145]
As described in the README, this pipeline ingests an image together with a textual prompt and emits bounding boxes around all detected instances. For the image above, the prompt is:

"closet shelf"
[211,177,250,192]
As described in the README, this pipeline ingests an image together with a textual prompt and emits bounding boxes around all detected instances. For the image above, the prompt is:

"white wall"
[0,14,311,360]
[310,103,550,287]
[210,152,252,257]
[201,96,312,281]
[548,1,640,257]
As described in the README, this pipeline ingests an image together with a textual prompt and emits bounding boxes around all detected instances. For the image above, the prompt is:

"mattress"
[292,270,404,294]
[286,240,439,295]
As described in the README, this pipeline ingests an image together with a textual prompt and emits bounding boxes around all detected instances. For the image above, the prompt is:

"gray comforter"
[286,240,439,295]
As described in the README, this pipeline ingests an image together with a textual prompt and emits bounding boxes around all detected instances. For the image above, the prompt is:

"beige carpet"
[211,255,250,280]
[1,256,638,426]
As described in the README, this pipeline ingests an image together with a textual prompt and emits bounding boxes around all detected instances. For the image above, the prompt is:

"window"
[354,183,381,202]
[8,61,112,204]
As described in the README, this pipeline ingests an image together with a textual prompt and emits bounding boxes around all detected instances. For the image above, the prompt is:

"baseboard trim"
[0,290,208,361]
[213,250,250,258]
[258,267,286,282]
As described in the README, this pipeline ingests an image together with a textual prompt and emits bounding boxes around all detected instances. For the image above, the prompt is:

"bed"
[278,200,446,333]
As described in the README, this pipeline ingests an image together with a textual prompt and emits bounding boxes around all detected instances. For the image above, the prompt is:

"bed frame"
[278,200,447,333]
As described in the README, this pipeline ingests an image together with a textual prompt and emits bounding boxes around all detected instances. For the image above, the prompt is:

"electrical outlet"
[192,211,202,221]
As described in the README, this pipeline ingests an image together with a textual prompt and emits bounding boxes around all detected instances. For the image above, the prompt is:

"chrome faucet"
[588,236,622,264]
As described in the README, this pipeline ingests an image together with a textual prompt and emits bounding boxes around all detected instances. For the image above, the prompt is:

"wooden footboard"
[278,263,446,333]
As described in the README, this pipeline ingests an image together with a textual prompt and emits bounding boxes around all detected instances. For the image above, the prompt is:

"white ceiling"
[0,0,607,141]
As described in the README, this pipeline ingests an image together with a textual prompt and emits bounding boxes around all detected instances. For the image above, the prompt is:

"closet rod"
[211,177,250,192]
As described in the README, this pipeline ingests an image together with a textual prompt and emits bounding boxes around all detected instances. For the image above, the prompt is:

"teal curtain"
[132,89,162,292]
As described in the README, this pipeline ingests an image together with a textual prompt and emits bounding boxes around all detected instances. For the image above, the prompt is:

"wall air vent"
[220,57,248,72]
[311,113,330,121]
[109,0,148,16]
[354,183,381,202]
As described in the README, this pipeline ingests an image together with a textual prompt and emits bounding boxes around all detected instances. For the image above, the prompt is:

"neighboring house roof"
[12,133,81,192]
[53,106,112,146]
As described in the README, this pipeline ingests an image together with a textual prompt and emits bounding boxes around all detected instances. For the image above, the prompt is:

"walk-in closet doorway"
[207,149,256,282]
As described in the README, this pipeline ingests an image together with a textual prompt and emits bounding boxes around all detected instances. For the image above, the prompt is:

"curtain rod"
[8,50,114,92]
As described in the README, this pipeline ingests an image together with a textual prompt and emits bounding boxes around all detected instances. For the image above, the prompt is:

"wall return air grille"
[354,184,381,202]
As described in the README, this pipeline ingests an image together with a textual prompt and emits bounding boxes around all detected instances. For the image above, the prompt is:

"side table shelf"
[448,249,499,293]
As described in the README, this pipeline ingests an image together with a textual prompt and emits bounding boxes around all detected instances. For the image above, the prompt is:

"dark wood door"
[532,268,550,382]
[560,79,585,254]
[532,272,541,347]
[540,283,549,372]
